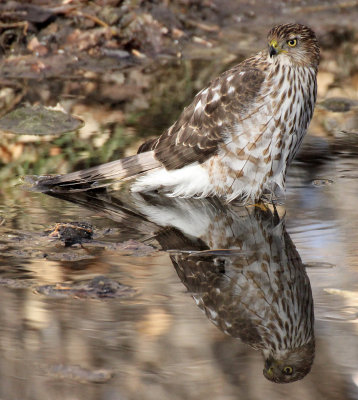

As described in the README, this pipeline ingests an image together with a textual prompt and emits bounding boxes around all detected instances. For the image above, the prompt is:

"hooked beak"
[269,39,279,57]
[264,358,273,370]
[263,357,275,379]
[269,45,277,57]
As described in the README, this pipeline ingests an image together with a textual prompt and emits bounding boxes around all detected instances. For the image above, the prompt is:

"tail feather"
[26,151,161,193]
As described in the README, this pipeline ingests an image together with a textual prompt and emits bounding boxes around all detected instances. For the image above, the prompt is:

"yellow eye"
[287,39,297,47]
[283,366,293,375]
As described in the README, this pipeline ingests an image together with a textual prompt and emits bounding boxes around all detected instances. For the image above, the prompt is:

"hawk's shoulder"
[138,56,266,170]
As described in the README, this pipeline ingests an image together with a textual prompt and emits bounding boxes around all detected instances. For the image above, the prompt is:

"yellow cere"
[270,39,278,48]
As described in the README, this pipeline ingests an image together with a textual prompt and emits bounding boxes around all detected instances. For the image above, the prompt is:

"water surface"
[0,154,358,399]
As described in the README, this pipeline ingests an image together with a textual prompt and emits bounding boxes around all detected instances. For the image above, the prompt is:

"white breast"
[210,62,316,202]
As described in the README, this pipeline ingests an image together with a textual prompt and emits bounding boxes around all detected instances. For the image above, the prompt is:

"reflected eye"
[283,366,293,375]
[287,39,297,47]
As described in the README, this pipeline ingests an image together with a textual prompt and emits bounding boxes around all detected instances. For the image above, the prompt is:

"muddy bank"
[0,0,358,185]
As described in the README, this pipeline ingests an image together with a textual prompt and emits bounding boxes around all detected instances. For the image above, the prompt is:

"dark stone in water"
[319,97,358,113]
[47,222,93,247]
[35,276,135,299]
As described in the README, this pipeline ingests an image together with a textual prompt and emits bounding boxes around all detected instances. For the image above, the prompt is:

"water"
[0,153,358,399]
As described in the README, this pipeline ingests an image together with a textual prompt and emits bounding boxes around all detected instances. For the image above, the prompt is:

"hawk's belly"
[131,123,306,203]
[203,65,315,203]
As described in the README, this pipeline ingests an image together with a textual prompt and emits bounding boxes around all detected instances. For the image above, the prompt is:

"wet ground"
[1,1,358,399]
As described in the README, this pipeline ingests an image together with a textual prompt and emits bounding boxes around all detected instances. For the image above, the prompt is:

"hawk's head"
[267,23,320,68]
[263,341,315,383]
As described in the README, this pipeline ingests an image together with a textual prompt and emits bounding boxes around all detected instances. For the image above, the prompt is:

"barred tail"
[26,151,161,193]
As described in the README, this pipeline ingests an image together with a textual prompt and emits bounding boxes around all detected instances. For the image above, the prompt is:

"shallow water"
[0,153,358,400]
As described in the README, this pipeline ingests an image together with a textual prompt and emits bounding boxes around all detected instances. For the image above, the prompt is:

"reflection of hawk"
[33,24,319,203]
[147,199,315,383]
[49,191,315,383]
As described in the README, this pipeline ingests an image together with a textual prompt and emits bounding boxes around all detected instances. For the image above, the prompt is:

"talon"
[247,202,269,212]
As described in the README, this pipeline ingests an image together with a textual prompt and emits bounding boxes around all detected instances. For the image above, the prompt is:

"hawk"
[31,23,320,203]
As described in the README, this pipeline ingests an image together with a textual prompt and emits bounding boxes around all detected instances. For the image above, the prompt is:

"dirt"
[0,0,358,185]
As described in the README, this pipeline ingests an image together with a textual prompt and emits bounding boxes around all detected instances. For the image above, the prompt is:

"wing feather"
[138,59,266,170]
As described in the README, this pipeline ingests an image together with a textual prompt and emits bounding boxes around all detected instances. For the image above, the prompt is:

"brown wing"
[138,61,265,170]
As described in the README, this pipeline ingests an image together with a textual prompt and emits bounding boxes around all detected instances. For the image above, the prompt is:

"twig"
[69,10,109,28]
[185,19,220,32]
[0,21,28,35]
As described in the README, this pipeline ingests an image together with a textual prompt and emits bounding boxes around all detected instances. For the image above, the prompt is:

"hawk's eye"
[287,39,297,47]
[282,366,293,375]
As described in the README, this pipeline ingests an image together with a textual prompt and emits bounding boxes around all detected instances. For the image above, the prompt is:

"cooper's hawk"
[31,23,320,204]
